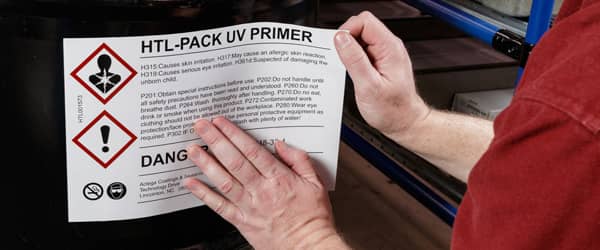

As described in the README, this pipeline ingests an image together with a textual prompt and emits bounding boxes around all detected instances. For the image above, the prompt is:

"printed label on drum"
[63,22,346,222]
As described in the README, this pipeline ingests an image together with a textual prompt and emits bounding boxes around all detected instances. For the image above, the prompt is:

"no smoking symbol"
[83,183,103,200]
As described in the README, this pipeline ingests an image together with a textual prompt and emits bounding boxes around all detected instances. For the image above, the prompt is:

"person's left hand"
[184,117,343,249]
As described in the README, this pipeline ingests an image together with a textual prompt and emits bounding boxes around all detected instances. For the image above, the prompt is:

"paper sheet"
[63,22,346,222]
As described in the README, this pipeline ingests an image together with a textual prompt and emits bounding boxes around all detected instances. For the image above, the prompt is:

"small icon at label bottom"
[107,182,127,200]
[83,183,103,200]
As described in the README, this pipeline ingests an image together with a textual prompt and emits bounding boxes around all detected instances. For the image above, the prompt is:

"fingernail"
[192,117,206,124]
[187,145,201,159]
[275,140,288,151]
[335,31,352,48]
[194,119,210,134]
[211,116,225,126]
[213,115,225,122]
[183,178,199,191]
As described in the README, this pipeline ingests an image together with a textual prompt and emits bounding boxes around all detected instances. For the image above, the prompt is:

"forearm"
[333,13,493,182]
[387,109,494,182]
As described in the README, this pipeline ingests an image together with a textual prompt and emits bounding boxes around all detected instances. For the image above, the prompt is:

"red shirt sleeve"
[452,1,600,249]
[452,99,600,249]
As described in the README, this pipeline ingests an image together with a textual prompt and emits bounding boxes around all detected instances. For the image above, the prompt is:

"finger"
[339,11,396,47]
[187,144,246,204]
[184,177,244,225]
[338,11,411,80]
[194,119,263,187]
[274,140,321,185]
[334,30,382,100]
[212,117,292,179]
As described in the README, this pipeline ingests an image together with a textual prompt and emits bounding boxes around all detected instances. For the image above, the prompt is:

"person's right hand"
[334,11,430,137]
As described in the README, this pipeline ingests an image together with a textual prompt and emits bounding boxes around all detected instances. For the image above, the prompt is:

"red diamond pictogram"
[70,43,137,104]
[72,111,137,168]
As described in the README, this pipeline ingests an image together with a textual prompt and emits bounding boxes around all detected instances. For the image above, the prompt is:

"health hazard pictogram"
[73,111,137,168]
[70,43,137,104]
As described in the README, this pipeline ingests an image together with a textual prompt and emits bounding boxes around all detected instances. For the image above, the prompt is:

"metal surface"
[442,0,527,36]
[400,0,554,85]
[525,0,555,44]
[403,0,499,44]
[516,0,555,84]
[341,121,458,226]
[492,29,526,60]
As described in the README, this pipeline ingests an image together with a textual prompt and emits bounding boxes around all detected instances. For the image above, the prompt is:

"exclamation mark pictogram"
[101,125,110,153]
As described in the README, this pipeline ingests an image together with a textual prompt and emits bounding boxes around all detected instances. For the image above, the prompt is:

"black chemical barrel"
[2,0,317,249]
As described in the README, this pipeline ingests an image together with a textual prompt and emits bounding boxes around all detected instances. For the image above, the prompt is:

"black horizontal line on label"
[274,151,323,157]
[138,125,324,149]
[139,151,321,176]
[139,165,198,177]
[138,192,192,204]
[139,138,200,149]
[140,42,330,59]
[245,125,324,131]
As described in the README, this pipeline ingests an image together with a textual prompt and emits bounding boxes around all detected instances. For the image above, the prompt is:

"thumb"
[334,31,382,100]
[275,140,321,185]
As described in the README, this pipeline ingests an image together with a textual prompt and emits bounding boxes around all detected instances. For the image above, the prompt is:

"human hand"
[334,11,430,137]
[184,117,346,250]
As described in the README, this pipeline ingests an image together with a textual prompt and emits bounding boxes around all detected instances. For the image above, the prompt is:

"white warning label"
[64,22,346,222]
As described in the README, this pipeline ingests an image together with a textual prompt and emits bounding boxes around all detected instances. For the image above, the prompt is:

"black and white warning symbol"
[107,182,127,200]
[89,54,122,94]
[70,43,137,104]
[72,111,137,168]
[83,183,103,200]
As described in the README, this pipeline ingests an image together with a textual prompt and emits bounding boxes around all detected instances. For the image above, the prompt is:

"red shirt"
[452,1,600,249]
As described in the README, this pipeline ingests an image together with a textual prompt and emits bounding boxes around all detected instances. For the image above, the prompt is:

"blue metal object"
[402,0,555,85]
[516,0,555,84]
[525,0,555,45]
[404,0,499,44]
[516,67,525,85]
[341,124,458,226]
